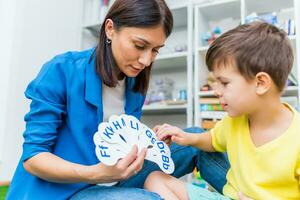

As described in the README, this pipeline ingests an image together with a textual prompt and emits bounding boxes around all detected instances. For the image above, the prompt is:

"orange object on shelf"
[201,120,218,130]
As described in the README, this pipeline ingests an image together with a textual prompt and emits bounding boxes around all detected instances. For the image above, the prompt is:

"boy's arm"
[154,124,215,152]
[296,154,300,187]
[188,131,215,152]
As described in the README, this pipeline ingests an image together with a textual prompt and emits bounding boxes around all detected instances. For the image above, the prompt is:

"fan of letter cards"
[93,114,174,174]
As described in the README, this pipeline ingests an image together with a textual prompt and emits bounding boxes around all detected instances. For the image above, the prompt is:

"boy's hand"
[153,124,172,145]
[153,123,194,146]
[238,192,253,200]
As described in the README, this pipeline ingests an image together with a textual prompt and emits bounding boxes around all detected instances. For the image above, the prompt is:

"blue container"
[179,89,187,100]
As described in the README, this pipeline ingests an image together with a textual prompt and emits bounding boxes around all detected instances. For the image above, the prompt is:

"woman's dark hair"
[96,0,173,95]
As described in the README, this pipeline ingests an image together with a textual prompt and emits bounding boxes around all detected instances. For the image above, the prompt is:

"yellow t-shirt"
[211,104,300,200]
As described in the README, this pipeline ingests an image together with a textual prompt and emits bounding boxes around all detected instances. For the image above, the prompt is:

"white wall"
[0,0,83,181]
[0,0,17,167]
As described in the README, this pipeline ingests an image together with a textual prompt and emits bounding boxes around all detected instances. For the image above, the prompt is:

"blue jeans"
[71,127,229,200]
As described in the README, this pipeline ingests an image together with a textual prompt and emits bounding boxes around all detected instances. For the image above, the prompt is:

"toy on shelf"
[201,119,218,130]
[201,26,222,47]
[145,78,174,105]
[200,72,217,92]
[245,12,295,36]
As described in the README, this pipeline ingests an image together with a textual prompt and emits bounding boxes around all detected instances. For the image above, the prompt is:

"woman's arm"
[154,124,215,152]
[23,145,147,184]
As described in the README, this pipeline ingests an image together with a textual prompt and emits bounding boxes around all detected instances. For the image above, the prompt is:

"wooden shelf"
[156,51,187,60]
[142,103,187,115]
[198,46,209,52]
[245,0,294,15]
[282,85,298,96]
[200,111,227,120]
[197,0,241,21]
[198,90,215,97]
[153,51,187,70]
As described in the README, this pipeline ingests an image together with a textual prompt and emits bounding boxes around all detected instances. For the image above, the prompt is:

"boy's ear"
[254,72,271,95]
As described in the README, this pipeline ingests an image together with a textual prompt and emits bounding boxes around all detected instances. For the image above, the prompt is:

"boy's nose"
[214,89,223,98]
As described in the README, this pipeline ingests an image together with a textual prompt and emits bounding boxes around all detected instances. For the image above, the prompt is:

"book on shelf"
[200,111,227,119]
[200,104,224,111]
[199,97,220,104]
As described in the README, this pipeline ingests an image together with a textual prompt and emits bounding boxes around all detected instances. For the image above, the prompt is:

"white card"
[109,115,140,147]
[93,114,174,174]
[97,121,131,153]
[120,114,142,145]
[94,131,130,155]
[138,126,174,174]
[94,134,126,166]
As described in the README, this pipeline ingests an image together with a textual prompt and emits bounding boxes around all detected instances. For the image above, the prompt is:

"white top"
[102,78,126,122]
[98,78,125,186]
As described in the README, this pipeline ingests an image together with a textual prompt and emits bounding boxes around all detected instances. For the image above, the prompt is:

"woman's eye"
[135,45,145,50]
[221,82,229,86]
[153,49,160,54]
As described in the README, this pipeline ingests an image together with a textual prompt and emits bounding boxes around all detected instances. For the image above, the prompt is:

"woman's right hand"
[23,145,146,185]
[85,145,147,184]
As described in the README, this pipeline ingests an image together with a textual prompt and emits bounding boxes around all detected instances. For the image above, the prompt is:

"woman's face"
[106,20,166,77]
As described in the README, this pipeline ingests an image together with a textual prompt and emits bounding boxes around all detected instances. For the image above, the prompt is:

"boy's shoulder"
[285,103,300,129]
[213,115,248,135]
[290,107,300,132]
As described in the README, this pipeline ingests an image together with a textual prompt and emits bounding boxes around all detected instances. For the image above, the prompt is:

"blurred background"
[0,0,299,194]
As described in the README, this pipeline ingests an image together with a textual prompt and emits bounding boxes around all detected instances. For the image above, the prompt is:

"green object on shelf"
[0,185,9,200]
[196,171,202,180]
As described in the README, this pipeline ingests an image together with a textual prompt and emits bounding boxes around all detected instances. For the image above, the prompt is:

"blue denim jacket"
[7,48,146,200]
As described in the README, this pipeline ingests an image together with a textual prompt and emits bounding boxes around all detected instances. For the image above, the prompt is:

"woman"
[7,0,229,199]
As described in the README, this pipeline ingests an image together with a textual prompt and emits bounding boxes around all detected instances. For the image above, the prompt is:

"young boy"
[144,22,300,200]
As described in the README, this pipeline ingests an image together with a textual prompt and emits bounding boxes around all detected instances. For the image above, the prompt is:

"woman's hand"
[153,123,194,146]
[238,192,253,200]
[24,145,147,184]
[85,145,147,184]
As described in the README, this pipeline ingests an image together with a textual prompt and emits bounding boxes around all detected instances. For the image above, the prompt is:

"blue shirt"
[6,48,146,200]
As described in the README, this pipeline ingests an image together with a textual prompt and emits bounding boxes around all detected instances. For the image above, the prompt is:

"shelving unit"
[194,0,300,127]
[154,51,188,70]
[80,0,113,49]
[194,0,242,126]
[80,0,299,129]
[142,1,194,128]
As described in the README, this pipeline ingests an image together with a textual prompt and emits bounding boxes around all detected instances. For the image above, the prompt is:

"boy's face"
[212,64,257,117]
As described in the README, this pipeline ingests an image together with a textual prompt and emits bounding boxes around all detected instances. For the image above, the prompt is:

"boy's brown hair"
[206,21,294,92]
